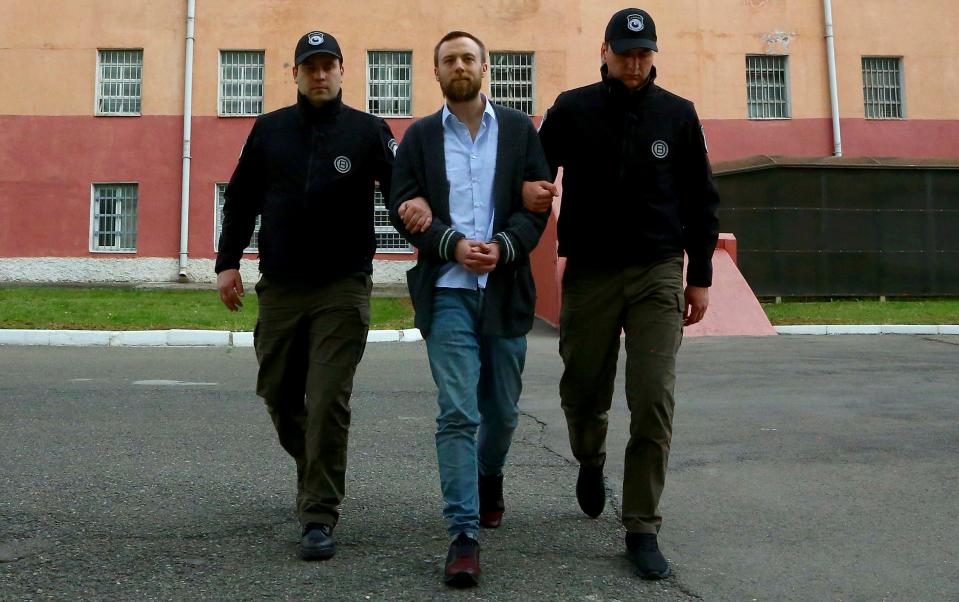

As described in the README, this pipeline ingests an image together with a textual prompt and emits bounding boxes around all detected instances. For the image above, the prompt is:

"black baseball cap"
[605,8,658,53]
[294,31,342,65]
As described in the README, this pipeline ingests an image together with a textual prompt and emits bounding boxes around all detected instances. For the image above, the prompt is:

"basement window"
[91,183,138,252]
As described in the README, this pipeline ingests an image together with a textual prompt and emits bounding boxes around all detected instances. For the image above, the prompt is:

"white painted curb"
[0,328,425,347]
[167,329,232,347]
[775,325,957,335]
[775,325,828,335]
[879,325,938,335]
[231,332,255,348]
[825,325,881,335]
[366,330,400,343]
[111,331,169,346]
[399,328,423,342]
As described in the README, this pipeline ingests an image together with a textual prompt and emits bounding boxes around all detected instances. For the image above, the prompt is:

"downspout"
[823,0,842,156]
[177,0,196,281]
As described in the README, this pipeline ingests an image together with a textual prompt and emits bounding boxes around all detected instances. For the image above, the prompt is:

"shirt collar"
[442,93,496,127]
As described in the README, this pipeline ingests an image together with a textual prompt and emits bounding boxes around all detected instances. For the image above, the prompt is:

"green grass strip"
[762,298,959,325]
[0,287,414,331]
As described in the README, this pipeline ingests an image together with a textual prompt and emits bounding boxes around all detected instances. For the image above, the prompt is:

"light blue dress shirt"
[436,95,499,290]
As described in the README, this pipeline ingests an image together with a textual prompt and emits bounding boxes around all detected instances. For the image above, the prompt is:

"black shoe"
[576,464,605,518]
[444,533,480,588]
[626,533,671,579]
[479,473,505,528]
[300,523,335,561]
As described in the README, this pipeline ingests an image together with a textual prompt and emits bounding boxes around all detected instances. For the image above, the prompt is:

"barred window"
[96,50,143,115]
[91,184,138,252]
[214,183,260,252]
[862,57,904,119]
[367,51,412,116]
[746,55,790,119]
[374,184,412,253]
[219,50,264,116]
[490,52,535,114]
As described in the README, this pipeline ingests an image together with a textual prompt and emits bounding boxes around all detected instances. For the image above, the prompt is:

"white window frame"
[214,183,260,253]
[489,51,535,115]
[746,54,791,120]
[95,49,143,116]
[90,183,138,253]
[366,51,413,117]
[862,56,906,120]
[218,50,265,117]
[374,183,412,254]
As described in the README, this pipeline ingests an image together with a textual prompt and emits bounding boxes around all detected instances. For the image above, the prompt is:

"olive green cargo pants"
[559,257,684,534]
[253,272,371,528]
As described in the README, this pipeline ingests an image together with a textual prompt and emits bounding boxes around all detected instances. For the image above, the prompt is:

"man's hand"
[522,180,558,213]
[683,285,709,326]
[454,239,498,274]
[398,196,433,233]
[217,269,244,312]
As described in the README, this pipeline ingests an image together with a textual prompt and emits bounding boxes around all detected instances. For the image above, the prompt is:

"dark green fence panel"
[713,157,959,296]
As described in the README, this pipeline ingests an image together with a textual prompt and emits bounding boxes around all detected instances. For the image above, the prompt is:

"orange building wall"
[2,0,959,264]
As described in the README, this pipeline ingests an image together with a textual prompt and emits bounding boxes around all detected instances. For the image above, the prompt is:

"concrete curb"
[3,326,957,346]
[775,324,953,335]
[0,328,425,347]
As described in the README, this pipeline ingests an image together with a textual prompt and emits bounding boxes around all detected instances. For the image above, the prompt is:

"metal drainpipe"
[177,0,196,281]
[824,0,842,156]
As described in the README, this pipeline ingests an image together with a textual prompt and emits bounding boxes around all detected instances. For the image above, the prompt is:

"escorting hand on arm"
[522,180,558,213]
[398,196,433,233]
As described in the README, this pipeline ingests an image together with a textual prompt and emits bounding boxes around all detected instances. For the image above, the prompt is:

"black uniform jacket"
[538,65,720,287]
[388,103,550,338]
[216,92,395,283]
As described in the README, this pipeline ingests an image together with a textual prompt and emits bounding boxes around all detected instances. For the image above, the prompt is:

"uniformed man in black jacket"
[532,8,720,579]
[215,31,395,562]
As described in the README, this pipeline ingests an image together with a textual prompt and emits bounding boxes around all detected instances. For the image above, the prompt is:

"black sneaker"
[301,523,335,561]
[576,464,605,518]
[626,533,671,579]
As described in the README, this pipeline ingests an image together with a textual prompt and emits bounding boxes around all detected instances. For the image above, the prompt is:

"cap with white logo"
[294,30,343,65]
[604,8,658,53]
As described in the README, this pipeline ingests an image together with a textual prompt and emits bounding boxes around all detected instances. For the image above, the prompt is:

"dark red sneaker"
[444,533,480,588]
[479,473,504,528]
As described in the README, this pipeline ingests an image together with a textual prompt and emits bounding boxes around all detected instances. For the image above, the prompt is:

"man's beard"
[442,76,482,102]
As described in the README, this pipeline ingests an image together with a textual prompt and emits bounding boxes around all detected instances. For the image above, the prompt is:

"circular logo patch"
[651,140,669,159]
[308,32,324,46]
[627,14,645,32]
[333,156,351,173]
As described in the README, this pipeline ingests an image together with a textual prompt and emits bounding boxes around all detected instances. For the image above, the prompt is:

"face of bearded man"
[434,36,486,102]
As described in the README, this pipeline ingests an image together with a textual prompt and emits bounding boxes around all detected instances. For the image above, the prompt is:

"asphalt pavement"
[2,327,957,600]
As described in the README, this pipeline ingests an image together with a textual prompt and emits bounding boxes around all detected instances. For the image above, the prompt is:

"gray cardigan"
[388,103,551,337]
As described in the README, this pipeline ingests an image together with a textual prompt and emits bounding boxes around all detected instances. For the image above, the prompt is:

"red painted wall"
[185,116,415,260]
[4,114,959,259]
[0,116,182,257]
[701,118,959,163]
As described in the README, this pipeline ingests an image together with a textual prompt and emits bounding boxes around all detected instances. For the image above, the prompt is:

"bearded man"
[387,30,554,588]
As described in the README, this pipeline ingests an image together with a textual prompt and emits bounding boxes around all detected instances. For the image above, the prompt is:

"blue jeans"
[425,288,527,539]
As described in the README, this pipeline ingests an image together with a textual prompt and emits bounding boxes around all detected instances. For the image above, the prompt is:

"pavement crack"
[922,336,959,347]
[519,410,577,468]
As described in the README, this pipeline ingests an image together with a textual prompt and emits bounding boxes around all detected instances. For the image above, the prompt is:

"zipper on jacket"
[304,126,318,202]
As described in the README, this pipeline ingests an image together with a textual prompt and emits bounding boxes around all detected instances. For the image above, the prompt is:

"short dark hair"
[433,31,487,67]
